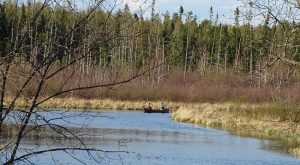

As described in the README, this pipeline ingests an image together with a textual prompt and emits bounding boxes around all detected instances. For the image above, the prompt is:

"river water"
[4,110,300,164]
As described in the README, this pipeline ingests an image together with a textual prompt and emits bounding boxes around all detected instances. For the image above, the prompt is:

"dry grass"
[290,148,300,158]
[171,103,300,157]
[12,97,184,111]
[172,103,300,136]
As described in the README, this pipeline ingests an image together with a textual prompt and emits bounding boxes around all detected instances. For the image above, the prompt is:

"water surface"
[4,110,300,165]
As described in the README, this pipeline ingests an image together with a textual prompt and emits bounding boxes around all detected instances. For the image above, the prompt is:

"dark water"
[4,110,300,164]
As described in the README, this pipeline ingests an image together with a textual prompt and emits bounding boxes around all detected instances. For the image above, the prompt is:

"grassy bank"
[172,103,300,157]
[13,97,183,111]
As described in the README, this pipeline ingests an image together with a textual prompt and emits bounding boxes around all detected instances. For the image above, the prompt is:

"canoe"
[144,108,169,113]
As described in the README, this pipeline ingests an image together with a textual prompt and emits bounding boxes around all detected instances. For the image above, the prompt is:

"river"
[3,110,300,164]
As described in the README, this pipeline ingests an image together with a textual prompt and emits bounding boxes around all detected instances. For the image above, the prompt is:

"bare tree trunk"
[210,27,216,72]
[184,27,189,77]
[249,26,253,75]
[235,37,241,73]
[217,25,222,73]
[148,34,151,84]
[0,64,10,132]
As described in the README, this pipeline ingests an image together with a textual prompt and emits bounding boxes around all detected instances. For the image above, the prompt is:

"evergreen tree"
[0,3,8,57]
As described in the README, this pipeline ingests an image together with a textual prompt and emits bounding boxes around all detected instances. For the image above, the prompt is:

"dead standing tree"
[241,0,300,87]
[0,0,158,164]
[241,0,300,124]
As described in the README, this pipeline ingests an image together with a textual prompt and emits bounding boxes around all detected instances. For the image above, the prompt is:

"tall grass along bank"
[13,97,183,111]
[172,103,300,157]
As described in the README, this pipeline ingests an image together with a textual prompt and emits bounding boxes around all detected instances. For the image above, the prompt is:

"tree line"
[0,1,299,84]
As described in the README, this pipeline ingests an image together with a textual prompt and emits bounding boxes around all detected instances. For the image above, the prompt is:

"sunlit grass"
[172,102,300,157]
[11,97,183,111]
[290,147,300,158]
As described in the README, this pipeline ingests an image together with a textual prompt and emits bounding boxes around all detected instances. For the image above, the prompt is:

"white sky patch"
[117,0,241,23]
[155,0,239,23]
[120,0,151,12]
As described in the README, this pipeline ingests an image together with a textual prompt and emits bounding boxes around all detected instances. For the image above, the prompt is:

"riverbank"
[8,97,300,157]
[171,103,300,157]
[13,97,182,111]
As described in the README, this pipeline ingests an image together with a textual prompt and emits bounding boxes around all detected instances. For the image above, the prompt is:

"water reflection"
[226,128,300,156]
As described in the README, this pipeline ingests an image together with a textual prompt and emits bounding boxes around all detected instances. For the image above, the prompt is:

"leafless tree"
[242,0,300,64]
[0,0,161,164]
[240,0,300,123]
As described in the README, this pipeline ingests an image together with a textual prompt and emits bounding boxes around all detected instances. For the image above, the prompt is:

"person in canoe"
[148,102,153,110]
[160,103,166,111]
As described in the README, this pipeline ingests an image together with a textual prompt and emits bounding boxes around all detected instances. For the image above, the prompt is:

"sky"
[120,0,241,23]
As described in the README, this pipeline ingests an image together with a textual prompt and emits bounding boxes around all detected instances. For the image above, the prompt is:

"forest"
[0,0,299,103]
